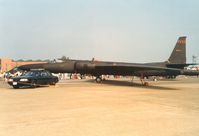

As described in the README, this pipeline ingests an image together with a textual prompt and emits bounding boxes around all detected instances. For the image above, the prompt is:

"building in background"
[0,58,47,73]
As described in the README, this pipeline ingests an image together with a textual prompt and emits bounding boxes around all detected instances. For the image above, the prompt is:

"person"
[0,72,3,79]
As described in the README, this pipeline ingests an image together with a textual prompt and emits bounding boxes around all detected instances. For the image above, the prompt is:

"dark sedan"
[8,69,59,89]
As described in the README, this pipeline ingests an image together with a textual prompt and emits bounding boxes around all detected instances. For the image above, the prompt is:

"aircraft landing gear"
[140,73,149,86]
[95,76,102,83]
[140,78,149,86]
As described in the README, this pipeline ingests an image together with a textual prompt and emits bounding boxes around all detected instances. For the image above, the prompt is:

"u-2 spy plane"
[17,36,199,85]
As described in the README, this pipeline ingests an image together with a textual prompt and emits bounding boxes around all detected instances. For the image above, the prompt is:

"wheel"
[95,77,102,83]
[13,85,19,89]
[50,81,56,85]
[31,80,37,88]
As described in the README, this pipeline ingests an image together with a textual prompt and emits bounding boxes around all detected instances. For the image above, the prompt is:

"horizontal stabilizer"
[166,63,197,69]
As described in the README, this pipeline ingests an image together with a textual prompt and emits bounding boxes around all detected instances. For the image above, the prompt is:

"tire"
[50,81,56,86]
[96,77,102,83]
[50,78,58,86]
[13,85,19,89]
[31,80,37,88]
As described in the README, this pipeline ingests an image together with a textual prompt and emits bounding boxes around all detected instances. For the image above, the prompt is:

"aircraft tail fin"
[168,36,186,64]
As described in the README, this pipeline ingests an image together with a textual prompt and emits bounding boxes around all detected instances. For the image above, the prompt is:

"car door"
[34,71,44,85]
[40,71,51,85]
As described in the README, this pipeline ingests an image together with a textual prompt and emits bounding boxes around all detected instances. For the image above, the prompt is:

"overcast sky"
[0,0,199,63]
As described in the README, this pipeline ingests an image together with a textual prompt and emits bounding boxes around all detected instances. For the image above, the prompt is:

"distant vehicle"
[8,69,59,89]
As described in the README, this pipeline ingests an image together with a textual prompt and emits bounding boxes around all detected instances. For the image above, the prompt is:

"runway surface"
[0,77,199,136]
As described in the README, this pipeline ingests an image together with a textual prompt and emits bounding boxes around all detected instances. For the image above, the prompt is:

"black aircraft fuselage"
[16,36,199,82]
[17,59,198,78]
[18,59,185,79]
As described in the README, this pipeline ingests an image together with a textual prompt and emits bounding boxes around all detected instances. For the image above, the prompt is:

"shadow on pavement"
[86,79,178,90]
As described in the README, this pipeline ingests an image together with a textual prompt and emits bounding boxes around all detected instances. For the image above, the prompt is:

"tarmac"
[0,77,199,136]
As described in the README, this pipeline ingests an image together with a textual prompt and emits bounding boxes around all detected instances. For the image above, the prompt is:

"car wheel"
[31,80,37,88]
[13,85,19,89]
[50,81,56,85]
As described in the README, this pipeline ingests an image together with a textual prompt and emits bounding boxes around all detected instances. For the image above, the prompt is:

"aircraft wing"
[93,63,181,75]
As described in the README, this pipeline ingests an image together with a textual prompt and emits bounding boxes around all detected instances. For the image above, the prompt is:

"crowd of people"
[0,71,23,81]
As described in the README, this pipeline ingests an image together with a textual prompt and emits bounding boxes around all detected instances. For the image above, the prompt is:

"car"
[8,69,59,89]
